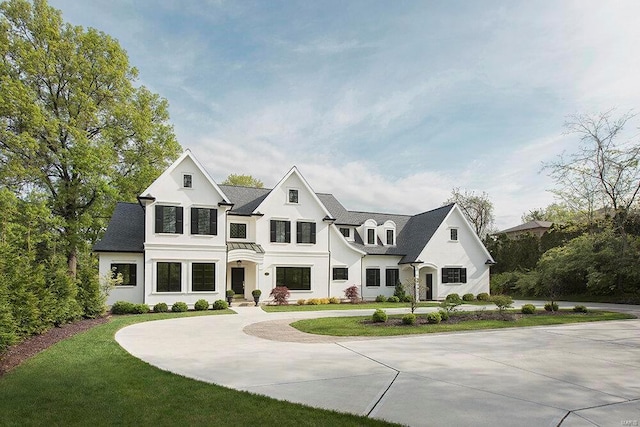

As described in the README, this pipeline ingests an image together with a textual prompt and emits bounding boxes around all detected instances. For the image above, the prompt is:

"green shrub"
[462,293,475,301]
[438,310,450,321]
[372,309,388,323]
[573,305,588,313]
[426,312,442,324]
[402,313,416,325]
[194,299,209,311]
[212,299,228,310]
[110,301,135,315]
[226,289,235,298]
[491,295,514,312]
[252,289,262,298]
[153,302,168,313]
[297,299,306,305]
[375,295,386,303]
[445,293,463,305]
[393,283,407,300]
[544,302,559,312]
[0,294,17,353]
[132,304,150,314]
[477,292,490,301]
[521,304,536,314]
[403,295,413,303]
[171,302,188,312]
[306,298,320,305]
[329,297,340,304]
[387,296,400,303]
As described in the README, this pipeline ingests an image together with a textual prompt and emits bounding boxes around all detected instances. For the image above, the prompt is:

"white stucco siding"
[258,252,330,301]
[418,207,490,299]
[143,246,227,307]
[99,252,145,305]
[360,255,403,300]
[329,226,364,298]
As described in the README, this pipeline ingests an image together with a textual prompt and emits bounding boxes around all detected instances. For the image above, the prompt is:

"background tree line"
[0,0,180,352]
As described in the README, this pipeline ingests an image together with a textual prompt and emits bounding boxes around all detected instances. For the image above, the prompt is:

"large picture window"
[229,223,247,239]
[191,208,217,235]
[385,268,399,287]
[111,263,136,286]
[276,267,311,290]
[270,220,291,243]
[296,221,316,244]
[441,267,467,284]
[366,268,380,287]
[155,205,183,234]
[192,263,215,292]
[332,267,348,280]
[157,262,182,292]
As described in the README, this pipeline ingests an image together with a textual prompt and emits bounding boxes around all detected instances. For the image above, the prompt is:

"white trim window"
[182,173,193,188]
[450,228,458,242]
[288,188,299,204]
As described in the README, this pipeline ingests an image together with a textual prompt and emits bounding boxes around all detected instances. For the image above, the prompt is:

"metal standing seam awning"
[227,242,265,264]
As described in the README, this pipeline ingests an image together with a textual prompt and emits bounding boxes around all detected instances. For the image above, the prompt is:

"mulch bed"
[364,310,566,326]
[0,316,110,377]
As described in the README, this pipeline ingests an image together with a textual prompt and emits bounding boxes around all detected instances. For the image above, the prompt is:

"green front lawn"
[0,311,395,426]
[262,301,441,312]
[291,310,635,337]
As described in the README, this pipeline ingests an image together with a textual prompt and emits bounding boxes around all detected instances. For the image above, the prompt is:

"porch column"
[411,260,423,303]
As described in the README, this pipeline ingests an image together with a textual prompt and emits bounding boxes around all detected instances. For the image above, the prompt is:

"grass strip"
[291,311,635,337]
[0,311,396,427]
[262,302,440,312]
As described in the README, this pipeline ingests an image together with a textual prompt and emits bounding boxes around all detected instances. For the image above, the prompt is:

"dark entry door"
[426,273,433,300]
[231,268,245,295]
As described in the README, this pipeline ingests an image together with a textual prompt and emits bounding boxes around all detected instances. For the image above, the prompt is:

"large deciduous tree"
[445,188,494,238]
[0,0,181,276]
[221,174,264,188]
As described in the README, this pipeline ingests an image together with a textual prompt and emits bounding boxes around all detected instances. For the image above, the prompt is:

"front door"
[231,268,245,295]
[426,273,433,300]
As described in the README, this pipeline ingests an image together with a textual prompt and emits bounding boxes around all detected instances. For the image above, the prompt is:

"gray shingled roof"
[95,187,455,259]
[497,220,553,234]
[93,202,145,252]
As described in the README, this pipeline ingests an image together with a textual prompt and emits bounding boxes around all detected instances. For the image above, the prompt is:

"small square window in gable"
[450,228,458,241]
[288,189,299,204]
[183,174,193,189]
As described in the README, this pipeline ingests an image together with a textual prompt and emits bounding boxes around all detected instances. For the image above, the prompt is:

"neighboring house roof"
[497,220,553,235]
[93,202,145,253]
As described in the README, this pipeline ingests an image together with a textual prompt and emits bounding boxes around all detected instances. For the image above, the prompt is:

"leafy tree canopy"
[221,174,264,188]
[444,187,494,237]
[0,0,181,275]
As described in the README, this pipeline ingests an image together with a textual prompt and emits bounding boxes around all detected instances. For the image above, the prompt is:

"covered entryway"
[227,242,264,299]
[231,267,245,295]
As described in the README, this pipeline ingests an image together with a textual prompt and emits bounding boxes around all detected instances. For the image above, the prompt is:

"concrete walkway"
[116,302,640,426]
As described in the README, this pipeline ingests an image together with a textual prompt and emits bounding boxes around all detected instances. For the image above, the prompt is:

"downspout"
[322,216,336,298]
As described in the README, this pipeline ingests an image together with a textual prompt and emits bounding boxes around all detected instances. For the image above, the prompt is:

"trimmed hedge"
[477,292,490,301]
[521,304,536,314]
[194,299,209,311]
[153,302,168,313]
[402,313,416,325]
[171,302,189,313]
[212,299,228,310]
[462,293,475,301]
[372,309,388,323]
[426,312,442,324]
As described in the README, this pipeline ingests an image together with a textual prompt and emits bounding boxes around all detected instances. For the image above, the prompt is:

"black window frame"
[332,267,348,280]
[385,268,399,287]
[191,207,218,235]
[339,227,350,238]
[111,263,137,286]
[367,228,376,245]
[386,229,394,245]
[192,262,215,292]
[270,220,291,243]
[276,266,311,290]
[450,228,458,241]
[155,205,183,234]
[288,189,299,203]
[366,268,380,287]
[229,222,247,239]
[157,262,182,292]
[441,267,467,284]
[296,221,316,244]
[183,174,192,188]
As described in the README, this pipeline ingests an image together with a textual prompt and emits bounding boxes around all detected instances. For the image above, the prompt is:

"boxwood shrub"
[426,312,442,324]
[573,305,588,313]
[462,293,475,301]
[153,302,168,313]
[477,292,490,301]
[372,309,388,323]
[544,302,559,312]
[402,313,416,325]
[445,293,463,305]
[521,304,536,314]
[132,304,150,314]
[212,299,228,310]
[387,296,400,303]
[375,295,386,303]
[438,309,450,321]
[171,301,189,312]
[194,299,209,311]
[111,301,135,315]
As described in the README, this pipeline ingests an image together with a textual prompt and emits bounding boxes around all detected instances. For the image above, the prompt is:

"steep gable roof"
[497,220,553,234]
[219,185,271,215]
[93,202,145,252]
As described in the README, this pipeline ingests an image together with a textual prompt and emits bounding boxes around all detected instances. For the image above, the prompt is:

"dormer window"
[288,189,298,203]
[383,220,396,246]
[367,228,376,245]
[183,174,192,188]
[450,228,458,241]
[386,229,394,245]
[340,227,350,238]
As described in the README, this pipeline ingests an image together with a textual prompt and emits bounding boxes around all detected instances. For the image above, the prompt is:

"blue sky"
[49,0,640,229]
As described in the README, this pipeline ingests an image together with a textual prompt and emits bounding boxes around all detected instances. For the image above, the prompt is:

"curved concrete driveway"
[116,302,640,427]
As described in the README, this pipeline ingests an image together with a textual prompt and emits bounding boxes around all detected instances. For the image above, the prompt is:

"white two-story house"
[94,150,494,306]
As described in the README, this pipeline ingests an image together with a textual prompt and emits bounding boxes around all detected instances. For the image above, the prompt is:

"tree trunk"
[67,249,77,278]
